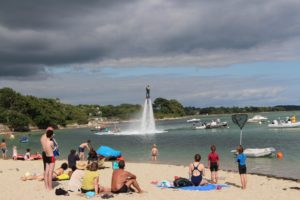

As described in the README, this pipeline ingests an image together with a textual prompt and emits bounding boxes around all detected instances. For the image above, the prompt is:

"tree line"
[1,87,300,131]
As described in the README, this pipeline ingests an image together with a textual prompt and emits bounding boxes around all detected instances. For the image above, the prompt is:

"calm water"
[4,111,300,179]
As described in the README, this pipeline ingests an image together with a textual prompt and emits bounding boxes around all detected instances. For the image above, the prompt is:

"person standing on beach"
[236,145,247,189]
[151,144,158,161]
[0,139,7,159]
[208,145,219,183]
[40,127,55,190]
[78,140,91,160]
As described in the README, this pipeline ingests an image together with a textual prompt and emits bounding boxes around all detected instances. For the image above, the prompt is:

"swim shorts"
[210,162,219,172]
[112,184,129,194]
[238,165,247,174]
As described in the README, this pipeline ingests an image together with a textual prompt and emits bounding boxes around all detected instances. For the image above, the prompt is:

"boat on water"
[187,118,201,123]
[268,115,300,128]
[192,122,206,130]
[231,147,276,158]
[247,115,268,123]
[205,119,228,129]
[19,136,29,143]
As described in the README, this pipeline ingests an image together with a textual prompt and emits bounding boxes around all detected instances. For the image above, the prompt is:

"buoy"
[277,152,283,159]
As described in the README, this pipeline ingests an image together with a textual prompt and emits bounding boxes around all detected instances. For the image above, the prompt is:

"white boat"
[231,147,276,158]
[247,115,268,123]
[205,119,227,129]
[268,120,300,128]
[187,118,201,123]
[192,123,206,130]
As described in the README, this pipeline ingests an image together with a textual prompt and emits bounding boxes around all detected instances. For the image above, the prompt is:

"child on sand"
[208,145,220,183]
[151,144,158,161]
[12,146,17,160]
[236,145,247,189]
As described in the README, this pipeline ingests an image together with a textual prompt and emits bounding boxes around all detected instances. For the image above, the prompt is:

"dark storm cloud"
[0,0,300,77]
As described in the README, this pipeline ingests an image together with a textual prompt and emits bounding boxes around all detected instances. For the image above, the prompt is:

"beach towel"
[96,146,121,158]
[157,183,228,191]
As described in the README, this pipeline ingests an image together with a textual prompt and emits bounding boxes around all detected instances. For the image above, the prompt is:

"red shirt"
[208,152,219,163]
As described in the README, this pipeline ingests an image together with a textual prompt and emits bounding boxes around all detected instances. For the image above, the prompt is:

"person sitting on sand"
[208,145,220,183]
[68,149,80,171]
[79,140,92,160]
[68,161,87,192]
[151,144,158,161]
[21,163,69,181]
[236,145,247,189]
[81,162,110,194]
[88,148,99,164]
[189,154,207,186]
[111,160,142,194]
[24,148,32,160]
[0,139,7,159]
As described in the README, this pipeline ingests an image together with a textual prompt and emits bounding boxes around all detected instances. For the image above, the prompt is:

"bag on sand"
[173,178,193,187]
[55,188,69,196]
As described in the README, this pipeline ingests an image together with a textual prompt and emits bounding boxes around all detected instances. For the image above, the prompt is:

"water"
[3,111,300,179]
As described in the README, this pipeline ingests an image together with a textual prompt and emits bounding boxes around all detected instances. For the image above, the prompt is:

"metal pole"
[240,129,243,145]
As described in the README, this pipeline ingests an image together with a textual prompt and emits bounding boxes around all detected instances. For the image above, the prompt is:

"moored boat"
[187,118,201,123]
[268,116,300,128]
[248,115,268,123]
[205,119,228,129]
[231,147,276,158]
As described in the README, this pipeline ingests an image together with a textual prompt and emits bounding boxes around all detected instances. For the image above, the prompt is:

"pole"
[240,129,243,145]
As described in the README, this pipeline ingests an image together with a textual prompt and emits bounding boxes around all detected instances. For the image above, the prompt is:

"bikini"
[191,163,203,186]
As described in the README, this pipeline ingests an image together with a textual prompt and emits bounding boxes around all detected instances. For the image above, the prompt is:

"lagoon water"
[6,111,300,179]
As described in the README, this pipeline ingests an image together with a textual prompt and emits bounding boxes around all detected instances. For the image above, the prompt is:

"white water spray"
[140,99,156,134]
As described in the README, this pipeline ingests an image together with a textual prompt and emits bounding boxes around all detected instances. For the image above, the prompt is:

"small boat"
[248,115,268,123]
[19,136,29,143]
[268,118,300,128]
[231,147,276,158]
[205,119,228,129]
[192,122,206,130]
[187,118,201,123]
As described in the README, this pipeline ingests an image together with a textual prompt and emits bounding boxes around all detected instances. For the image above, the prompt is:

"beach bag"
[55,188,69,196]
[173,178,193,187]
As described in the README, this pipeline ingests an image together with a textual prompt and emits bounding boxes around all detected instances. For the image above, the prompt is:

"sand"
[0,159,299,200]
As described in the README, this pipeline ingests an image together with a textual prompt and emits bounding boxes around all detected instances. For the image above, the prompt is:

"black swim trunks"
[210,162,219,172]
[81,188,95,193]
[112,185,129,194]
[238,165,247,174]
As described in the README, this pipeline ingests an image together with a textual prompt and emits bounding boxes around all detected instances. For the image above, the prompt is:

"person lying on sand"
[21,163,68,181]
[111,160,143,194]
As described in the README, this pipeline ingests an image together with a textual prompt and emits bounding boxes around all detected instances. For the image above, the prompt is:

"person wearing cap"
[68,161,87,192]
[151,144,158,161]
[40,126,55,190]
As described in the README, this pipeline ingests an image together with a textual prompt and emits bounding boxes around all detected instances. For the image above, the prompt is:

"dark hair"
[1,139,5,142]
[87,140,91,143]
[210,145,216,152]
[89,162,98,171]
[46,130,54,138]
[194,154,201,162]
[237,145,244,154]
[70,149,76,155]
[26,148,30,152]
[118,160,125,169]
[61,163,68,170]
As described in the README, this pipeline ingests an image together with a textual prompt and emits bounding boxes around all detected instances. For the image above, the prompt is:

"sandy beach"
[0,159,299,200]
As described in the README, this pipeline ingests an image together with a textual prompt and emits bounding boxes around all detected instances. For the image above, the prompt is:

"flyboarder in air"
[146,85,150,99]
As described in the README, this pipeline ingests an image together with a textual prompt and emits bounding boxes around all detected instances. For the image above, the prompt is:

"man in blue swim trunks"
[78,140,91,160]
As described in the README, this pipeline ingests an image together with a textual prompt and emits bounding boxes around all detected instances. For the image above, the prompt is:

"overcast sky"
[1,0,300,107]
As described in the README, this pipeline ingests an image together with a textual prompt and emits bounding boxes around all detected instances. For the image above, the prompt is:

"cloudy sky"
[1,0,300,107]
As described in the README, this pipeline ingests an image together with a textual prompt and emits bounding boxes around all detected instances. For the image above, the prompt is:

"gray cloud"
[1,0,300,77]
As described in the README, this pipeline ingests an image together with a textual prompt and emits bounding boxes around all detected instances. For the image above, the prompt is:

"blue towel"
[178,184,228,191]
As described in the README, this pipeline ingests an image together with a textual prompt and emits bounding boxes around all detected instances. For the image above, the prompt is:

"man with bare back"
[78,140,91,160]
[40,127,55,191]
[111,160,142,194]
